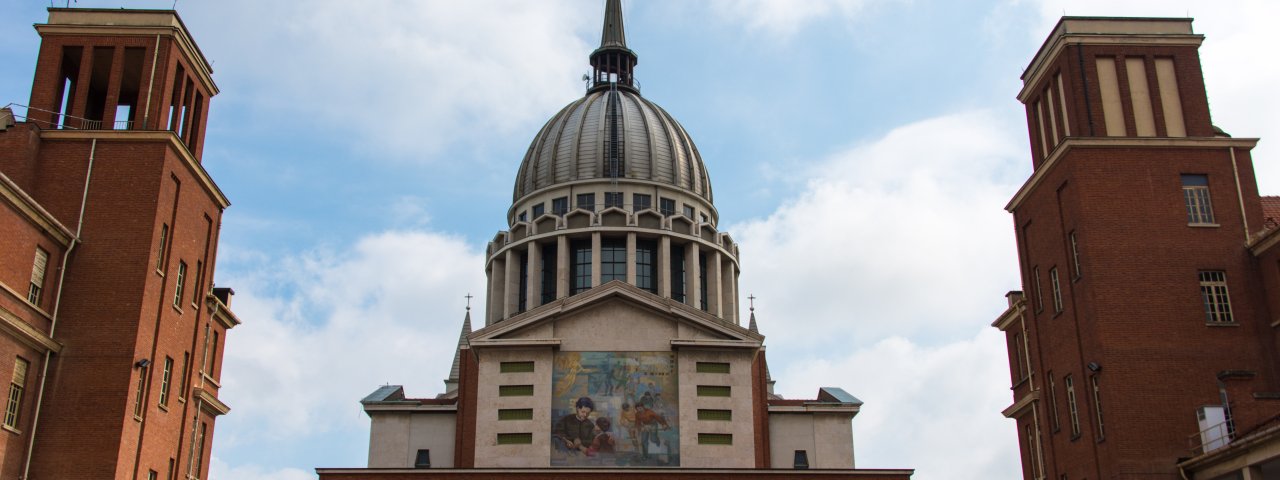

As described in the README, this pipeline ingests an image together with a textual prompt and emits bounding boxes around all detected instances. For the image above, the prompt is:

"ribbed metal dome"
[512,89,713,203]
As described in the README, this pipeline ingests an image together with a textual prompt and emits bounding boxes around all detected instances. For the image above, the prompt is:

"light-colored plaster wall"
[473,348,554,467]
[367,412,456,468]
[768,412,855,469]
[676,349,755,468]
[553,301,676,352]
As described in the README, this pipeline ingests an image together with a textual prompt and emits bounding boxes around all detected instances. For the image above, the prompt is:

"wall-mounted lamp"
[1087,362,1102,372]
[135,359,151,369]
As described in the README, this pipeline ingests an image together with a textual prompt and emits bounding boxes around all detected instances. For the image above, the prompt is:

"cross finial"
[748,294,756,312]
[465,293,474,311]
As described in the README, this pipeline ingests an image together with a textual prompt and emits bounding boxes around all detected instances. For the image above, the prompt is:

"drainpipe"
[1228,147,1250,243]
[22,138,96,479]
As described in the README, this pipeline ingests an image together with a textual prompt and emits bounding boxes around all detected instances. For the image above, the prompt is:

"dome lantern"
[589,0,638,94]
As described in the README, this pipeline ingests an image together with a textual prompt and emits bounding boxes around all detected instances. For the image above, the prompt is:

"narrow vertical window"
[540,244,557,304]
[1033,267,1044,312]
[200,324,211,374]
[670,245,686,302]
[1091,374,1105,440]
[1024,423,1040,479]
[133,366,147,418]
[571,240,592,295]
[1069,231,1081,279]
[159,356,173,406]
[178,352,190,400]
[636,240,657,293]
[28,248,49,306]
[633,194,651,212]
[517,252,528,313]
[600,239,626,283]
[193,422,207,476]
[4,358,29,429]
[192,260,204,306]
[1182,175,1215,225]
[173,261,187,308]
[1065,375,1080,437]
[1047,373,1060,432]
[1199,271,1233,323]
[155,224,169,270]
[576,193,596,212]
[699,252,708,311]
[148,470,157,480]
[1012,332,1027,381]
[207,332,219,377]
[1050,267,1063,313]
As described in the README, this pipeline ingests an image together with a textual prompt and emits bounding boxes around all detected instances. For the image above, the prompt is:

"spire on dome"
[600,0,627,49]
[589,0,638,93]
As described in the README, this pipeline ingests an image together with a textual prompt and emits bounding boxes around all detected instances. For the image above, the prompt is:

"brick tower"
[994,18,1280,480]
[0,8,239,480]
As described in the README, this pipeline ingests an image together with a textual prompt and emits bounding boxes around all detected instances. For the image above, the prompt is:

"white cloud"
[775,329,1019,477]
[212,230,486,455]
[1021,0,1280,194]
[180,0,596,159]
[705,0,901,38]
[732,110,1026,351]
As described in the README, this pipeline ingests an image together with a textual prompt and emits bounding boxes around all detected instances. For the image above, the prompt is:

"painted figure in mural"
[553,396,597,454]
[587,417,616,456]
[618,402,639,451]
[634,398,670,461]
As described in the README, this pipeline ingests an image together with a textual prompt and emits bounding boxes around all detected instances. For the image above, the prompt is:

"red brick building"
[0,8,239,480]
[994,17,1280,480]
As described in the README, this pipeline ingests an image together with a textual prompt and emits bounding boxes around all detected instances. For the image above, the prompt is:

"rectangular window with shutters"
[696,362,730,374]
[173,261,187,308]
[697,409,732,421]
[500,361,535,373]
[499,385,534,397]
[697,385,731,397]
[698,433,732,445]
[4,358,29,430]
[498,409,534,421]
[28,248,48,306]
[497,433,533,445]
[159,356,173,406]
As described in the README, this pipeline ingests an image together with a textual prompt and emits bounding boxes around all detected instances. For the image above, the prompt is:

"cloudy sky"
[2,1,1278,479]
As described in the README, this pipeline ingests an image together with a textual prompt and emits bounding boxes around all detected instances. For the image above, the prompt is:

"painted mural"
[551,351,679,467]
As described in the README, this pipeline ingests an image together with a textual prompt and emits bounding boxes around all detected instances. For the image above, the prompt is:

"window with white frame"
[28,248,48,306]
[1047,373,1060,432]
[1182,174,1215,224]
[1065,375,1080,438]
[1199,271,1234,323]
[1050,267,1063,313]
[159,356,173,407]
[155,223,169,270]
[4,358,29,430]
[173,261,187,308]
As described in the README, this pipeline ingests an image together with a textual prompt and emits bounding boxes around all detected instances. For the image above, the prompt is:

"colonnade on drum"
[484,227,740,327]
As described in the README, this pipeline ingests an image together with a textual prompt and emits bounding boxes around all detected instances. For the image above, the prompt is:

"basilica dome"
[512,89,713,204]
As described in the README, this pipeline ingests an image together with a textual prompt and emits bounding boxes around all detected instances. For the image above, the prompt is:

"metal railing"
[1188,421,1233,456]
[3,103,139,131]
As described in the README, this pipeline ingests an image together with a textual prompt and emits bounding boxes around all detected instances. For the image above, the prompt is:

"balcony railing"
[4,103,141,131]
[1188,421,1233,456]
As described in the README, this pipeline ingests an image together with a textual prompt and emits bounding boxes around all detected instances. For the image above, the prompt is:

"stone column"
[659,236,671,298]
[1242,466,1264,480]
[591,232,602,288]
[721,259,738,324]
[687,243,701,309]
[626,233,637,285]
[503,249,520,318]
[487,258,505,326]
[527,242,541,309]
[557,235,569,299]
[707,251,722,317]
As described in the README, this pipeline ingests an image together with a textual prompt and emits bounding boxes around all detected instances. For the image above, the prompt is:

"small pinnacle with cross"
[748,294,756,312]
[465,293,473,311]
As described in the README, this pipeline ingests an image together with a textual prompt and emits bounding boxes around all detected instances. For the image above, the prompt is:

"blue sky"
[2,1,1277,479]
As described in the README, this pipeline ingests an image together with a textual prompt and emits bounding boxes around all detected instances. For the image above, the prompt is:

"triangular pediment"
[470,281,762,350]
